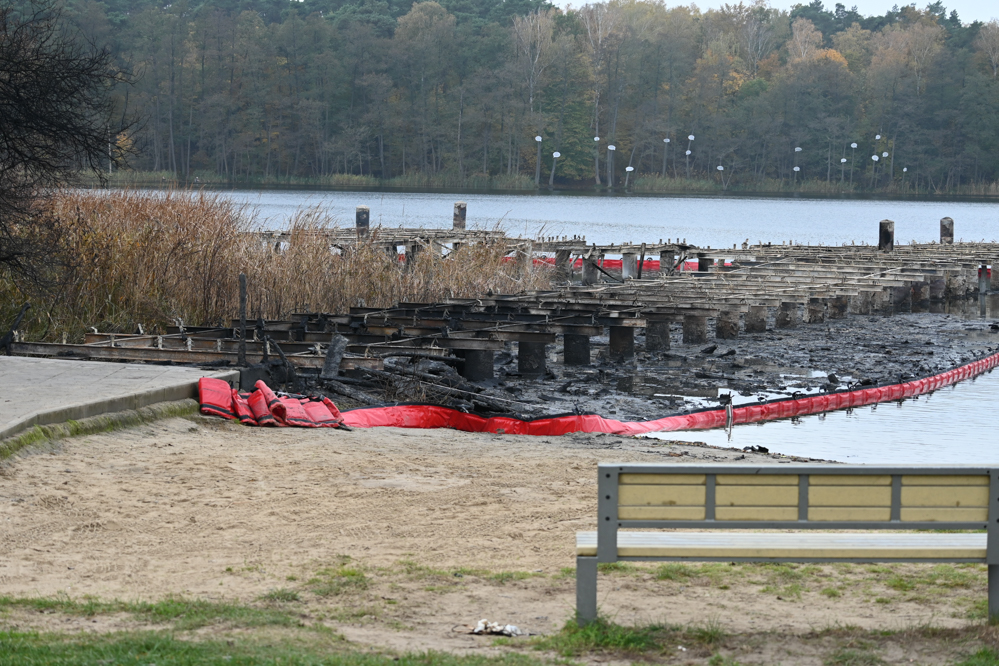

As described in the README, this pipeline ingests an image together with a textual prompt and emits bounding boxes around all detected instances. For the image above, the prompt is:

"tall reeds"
[0,190,552,341]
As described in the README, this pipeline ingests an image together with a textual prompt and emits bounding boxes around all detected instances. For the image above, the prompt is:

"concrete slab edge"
[0,369,239,443]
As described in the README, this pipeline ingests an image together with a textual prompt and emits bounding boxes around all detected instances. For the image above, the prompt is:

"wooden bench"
[576,464,998,625]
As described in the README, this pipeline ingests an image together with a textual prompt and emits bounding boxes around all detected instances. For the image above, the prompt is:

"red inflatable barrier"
[339,350,999,435]
[199,351,999,436]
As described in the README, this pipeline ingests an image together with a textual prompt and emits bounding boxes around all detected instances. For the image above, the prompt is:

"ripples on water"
[216,189,999,249]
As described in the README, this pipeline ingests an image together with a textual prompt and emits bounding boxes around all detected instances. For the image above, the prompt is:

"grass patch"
[486,571,543,585]
[597,562,637,574]
[259,588,301,603]
[754,563,809,599]
[0,595,299,631]
[957,648,999,666]
[655,562,694,581]
[308,557,370,597]
[534,618,672,656]
[0,629,546,666]
[822,587,842,598]
[825,647,886,665]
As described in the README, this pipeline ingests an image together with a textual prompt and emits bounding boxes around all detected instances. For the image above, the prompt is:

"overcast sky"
[555,0,998,24]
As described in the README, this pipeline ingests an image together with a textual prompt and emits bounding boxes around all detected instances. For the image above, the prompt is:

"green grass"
[308,557,370,597]
[534,618,672,656]
[957,649,999,666]
[0,595,299,631]
[259,588,301,603]
[825,647,886,665]
[0,629,547,666]
[755,563,812,599]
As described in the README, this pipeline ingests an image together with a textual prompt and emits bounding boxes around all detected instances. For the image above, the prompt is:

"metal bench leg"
[576,556,598,626]
[990,565,999,624]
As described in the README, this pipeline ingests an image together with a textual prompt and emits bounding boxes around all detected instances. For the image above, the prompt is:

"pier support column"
[979,264,991,295]
[621,253,639,280]
[355,206,370,239]
[460,350,494,381]
[645,320,671,352]
[555,250,573,282]
[891,285,912,312]
[518,341,547,377]
[912,281,930,312]
[879,219,895,252]
[609,326,635,360]
[776,302,799,328]
[453,202,467,230]
[929,278,946,301]
[715,311,739,339]
[405,242,422,269]
[829,295,850,319]
[659,251,673,275]
[682,315,708,344]
[940,217,954,244]
[805,298,826,324]
[697,255,712,272]
[583,256,602,285]
[563,334,591,366]
[744,305,768,333]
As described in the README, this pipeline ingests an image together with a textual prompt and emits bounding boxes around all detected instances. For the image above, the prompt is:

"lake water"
[218,189,999,249]
[645,369,999,464]
[175,188,999,463]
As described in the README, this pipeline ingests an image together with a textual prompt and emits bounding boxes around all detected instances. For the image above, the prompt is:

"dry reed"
[0,190,552,341]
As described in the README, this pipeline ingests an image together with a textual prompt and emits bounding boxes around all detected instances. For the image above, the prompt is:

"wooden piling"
[682,315,708,344]
[453,202,467,230]
[645,320,671,351]
[563,334,591,365]
[518,341,547,377]
[609,326,635,359]
[940,217,954,244]
[805,297,825,324]
[622,252,638,279]
[744,305,767,333]
[356,206,370,238]
[715,310,739,339]
[878,219,894,252]
[775,302,799,328]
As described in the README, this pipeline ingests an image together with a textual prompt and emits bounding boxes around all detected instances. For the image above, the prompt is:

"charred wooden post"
[980,264,991,295]
[582,256,602,285]
[882,221,896,248]
[775,302,799,328]
[715,311,739,339]
[609,326,635,359]
[659,250,672,275]
[744,305,767,333]
[940,217,954,244]
[829,295,850,319]
[929,278,946,301]
[682,315,708,344]
[697,255,712,272]
[461,349,494,381]
[555,249,573,281]
[912,281,930,311]
[645,320,671,351]
[453,202,467,230]
[405,242,422,269]
[563,334,591,365]
[238,273,247,367]
[805,298,826,324]
[518,341,547,377]
[621,252,638,279]
[891,285,912,312]
[356,206,370,239]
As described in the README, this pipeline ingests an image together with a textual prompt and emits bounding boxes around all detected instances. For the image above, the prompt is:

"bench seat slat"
[576,532,987,560]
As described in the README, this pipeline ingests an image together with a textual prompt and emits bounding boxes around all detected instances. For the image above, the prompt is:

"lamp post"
[871,154,879,189]
[607,144,616,188]
[593,136,600,186]
[534,135,543,187]
[625,165,634,190]
[685,134,694,178]
[840,157,847,184]
[850,142,857,186]
[662,137,670,176]
[793,146,802,184]
[549,151,560,189]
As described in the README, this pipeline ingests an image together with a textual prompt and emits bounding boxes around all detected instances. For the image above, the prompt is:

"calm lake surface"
[203,188,999,463]
[646,369,999,464]
[218,189,999,249]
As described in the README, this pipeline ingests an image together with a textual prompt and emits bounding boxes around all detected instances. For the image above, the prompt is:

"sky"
[555,0,998,23]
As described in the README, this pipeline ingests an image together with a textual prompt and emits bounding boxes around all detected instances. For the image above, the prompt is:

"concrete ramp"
[0,356,237,441]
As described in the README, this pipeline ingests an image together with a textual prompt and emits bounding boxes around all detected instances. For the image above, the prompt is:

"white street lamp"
[717,165,724,170]
[875,134,881,140]
[903,167,908,172]
[534,136,544,186]
[606,144,616,188]
[882,151,888,158]
[872,155,879,161]
[608,145,616,151]
[685,149,691,156]
[795,147,802,152]
[793,166,800,171]
[553,151,561,158]
[841,158,847,163]
[688,135,695,141]
[851,143,857,148]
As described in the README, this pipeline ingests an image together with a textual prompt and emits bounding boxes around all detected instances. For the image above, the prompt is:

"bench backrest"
[597,464,999,562]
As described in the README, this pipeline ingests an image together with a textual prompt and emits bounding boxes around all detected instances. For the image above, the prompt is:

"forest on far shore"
[45,0,999,193]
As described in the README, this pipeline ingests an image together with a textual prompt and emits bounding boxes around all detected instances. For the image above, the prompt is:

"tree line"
[51,0,999,192]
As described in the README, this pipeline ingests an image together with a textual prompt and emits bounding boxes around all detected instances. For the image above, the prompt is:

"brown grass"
[0,189,552,340]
